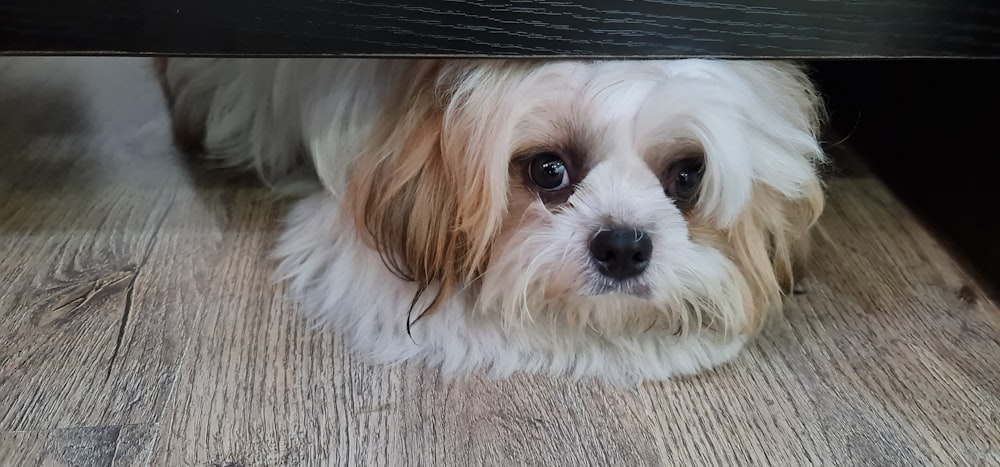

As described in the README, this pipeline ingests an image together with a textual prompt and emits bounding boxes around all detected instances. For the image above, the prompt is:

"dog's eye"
[528,152,571,191]
[665,158,705,208]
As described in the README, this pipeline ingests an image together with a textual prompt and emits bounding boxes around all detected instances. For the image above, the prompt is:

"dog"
[155,58,825,385]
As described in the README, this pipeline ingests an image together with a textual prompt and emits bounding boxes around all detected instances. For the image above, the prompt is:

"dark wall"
[810,60,1000,296]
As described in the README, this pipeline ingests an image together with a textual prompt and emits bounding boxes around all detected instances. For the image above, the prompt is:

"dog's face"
[346,59,825,336]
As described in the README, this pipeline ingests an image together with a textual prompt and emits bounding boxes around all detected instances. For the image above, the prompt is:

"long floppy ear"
[727,61,828,332]
[344,61,511,320]
[774,177,825,291]
[757,62,827,297]
[726,179,824,334]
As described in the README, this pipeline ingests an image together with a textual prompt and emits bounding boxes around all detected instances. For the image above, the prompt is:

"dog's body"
[157,58,825,385]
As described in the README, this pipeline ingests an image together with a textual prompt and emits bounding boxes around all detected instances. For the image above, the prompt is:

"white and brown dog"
[156,58,825,385]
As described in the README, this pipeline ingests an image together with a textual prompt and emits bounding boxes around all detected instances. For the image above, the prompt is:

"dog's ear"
[344,61,510,317]
[724,172,824,335]
[772,177,825,292]
[726,61,827,331]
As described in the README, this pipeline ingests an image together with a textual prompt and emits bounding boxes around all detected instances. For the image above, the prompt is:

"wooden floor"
[1,58,998,466]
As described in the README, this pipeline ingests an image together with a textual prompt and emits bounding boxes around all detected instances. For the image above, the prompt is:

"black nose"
[589,228,652,280]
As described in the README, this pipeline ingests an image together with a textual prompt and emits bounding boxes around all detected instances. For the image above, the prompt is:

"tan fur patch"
[688,181,824,334]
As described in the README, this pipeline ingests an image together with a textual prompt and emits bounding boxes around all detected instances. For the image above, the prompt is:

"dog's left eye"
[528,152,571,191]
[665,157,705,208]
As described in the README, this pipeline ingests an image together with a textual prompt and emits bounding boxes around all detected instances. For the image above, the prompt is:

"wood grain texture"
[0,427,119,466]
[0,59,191,432]
[0,424,157,466]
[1,57,998,466]
[2,1,1000,58]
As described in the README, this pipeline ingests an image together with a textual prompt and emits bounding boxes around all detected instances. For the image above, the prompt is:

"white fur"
[478,159,744,335]
[161,58,824,385]
[275,193,747,384]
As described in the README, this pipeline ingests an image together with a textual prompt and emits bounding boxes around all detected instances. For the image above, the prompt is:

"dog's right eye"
[527,152,571,191]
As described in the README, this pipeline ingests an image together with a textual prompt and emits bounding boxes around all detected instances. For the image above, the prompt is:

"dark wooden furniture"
[2,0,1000,58]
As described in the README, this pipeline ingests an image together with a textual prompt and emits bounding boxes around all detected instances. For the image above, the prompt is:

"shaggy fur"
[156,58,825,385]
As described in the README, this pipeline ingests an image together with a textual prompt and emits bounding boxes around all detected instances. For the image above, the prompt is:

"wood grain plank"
[0,423,157,467]
[146,194,343,466]
[0,58,213,434]
[1,426,119,467]
[1,1,999,58]
[109,423,159,466]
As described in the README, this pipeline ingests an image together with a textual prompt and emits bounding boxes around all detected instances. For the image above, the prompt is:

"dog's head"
[345,59,825,336]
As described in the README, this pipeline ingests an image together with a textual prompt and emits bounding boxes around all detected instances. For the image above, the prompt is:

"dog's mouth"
[583,279,653,299]
[537,266,655,301]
